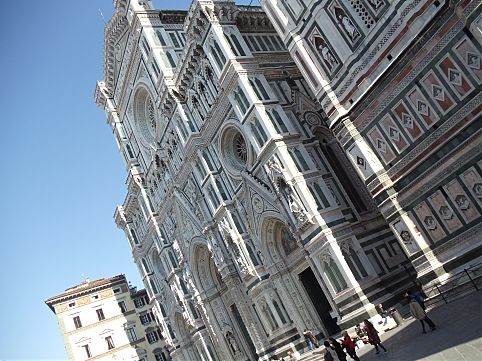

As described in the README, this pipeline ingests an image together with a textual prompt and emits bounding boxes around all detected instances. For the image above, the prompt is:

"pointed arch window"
[168,251,178,269]
[226,33,246,56]
[130,229,140,245]
[156,30,166,46]
[251,117,268,147]
[165,52,176,68]
[149,278,159,294]
[269,108,288,133]
[342,245,368,281]
[310,182,330,209]
[142,258,152,275]
[322,256,348,293]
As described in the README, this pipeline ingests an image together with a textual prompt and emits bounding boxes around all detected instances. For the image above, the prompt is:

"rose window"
[233,133,247,163]
[133,88,157,145]
[221,127,249,176]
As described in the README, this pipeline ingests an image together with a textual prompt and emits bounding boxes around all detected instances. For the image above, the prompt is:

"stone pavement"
[304,290,482,361]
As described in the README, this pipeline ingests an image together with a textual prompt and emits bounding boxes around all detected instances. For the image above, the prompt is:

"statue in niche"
[288,193,307,224]
[313,35,339,72]
[334,5,360,42]
[226,331,240,354]
[208,236,225,267]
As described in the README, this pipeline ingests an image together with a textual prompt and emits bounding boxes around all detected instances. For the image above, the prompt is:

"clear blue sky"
[0,0,257,359]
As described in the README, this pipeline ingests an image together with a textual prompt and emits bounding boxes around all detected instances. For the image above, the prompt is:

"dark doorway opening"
[231,304,258,360]
[299,267,340,336]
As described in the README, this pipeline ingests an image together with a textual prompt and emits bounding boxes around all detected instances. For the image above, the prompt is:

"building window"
[156,30,166,46]
[169,32,180,47]
[251,118,268,147]
[96,308,105,321]
[69,302,75,308]
[105,336,115,350]
[134,297,146,308]
[82,345,92,358]
[324,258,348,293]
[140,312,153,325]
[113,287,121,294]
[118,301,127,313]
[73,316,82,329]
[269,109,288,133]
[155,353,168,361]
[149,278,159,294]
[147,330,160,344]
[130,229,139,245]
[126,327,138,342]
[290,148,310,172]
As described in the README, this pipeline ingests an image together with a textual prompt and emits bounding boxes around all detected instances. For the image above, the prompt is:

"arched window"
[142,258,151,274]
[323,257,348,293]
[310,182,330,209]
[130,229,139,245]
[232,34,246,55]
[269,109,288,133]
[125,144,134,158]
[213,41,226,64]
[166,52,176,67]
[251,117,268,147]
[168,251,178,269]
[272,299,287,324]
[342,246,368,281]
[149,278,159,294]
[291,148,310,171]
[255,78,270,100]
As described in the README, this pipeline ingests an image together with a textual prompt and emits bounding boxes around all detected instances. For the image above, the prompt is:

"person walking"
[407,290,426,310]
[376,303,389,325]
[340,331,360,361]
[407,295,436,334]
[329,337,347,361]
[363,319,387,354]
[323,340,340,361]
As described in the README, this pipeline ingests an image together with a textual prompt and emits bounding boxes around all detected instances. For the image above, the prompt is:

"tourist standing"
[341,331,360,361]
[407,295,436,334]
[303,329,318,350]
[329,337,347,361]
[363,319,387,354]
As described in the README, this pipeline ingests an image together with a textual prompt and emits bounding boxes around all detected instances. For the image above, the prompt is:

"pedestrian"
[407,290,426,310]
[329,337,347,361]
[323,340,340,361]
[407,295,436,334]
[376,303,389,325]
[363,319,387,354]
[303,329,318,350]
[341,331,360,361]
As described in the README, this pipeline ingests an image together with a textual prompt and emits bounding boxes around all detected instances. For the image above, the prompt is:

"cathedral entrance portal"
[299,267,340,336]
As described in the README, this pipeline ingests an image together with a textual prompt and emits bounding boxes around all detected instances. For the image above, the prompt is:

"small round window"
[221,127,249,176]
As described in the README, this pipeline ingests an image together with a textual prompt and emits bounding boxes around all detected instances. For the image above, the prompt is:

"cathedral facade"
[95,0,481,360]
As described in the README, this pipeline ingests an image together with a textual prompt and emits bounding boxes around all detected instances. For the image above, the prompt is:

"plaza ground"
[305,290,482,361]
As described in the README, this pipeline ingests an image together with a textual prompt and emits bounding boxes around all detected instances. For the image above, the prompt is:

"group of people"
[321,320,386,361]
[308,287,437,361]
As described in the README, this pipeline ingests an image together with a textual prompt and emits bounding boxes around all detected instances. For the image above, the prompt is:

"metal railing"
[424,262,482,308]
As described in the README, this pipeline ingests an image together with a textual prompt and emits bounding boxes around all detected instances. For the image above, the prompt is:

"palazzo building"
[94,0,481,360]
[46,275,169,360]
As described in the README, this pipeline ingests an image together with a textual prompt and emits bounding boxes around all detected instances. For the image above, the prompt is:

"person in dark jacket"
[329,337,347,361]
[341,331,360,361]
[364,319,387,354]
[323,340,340,361]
